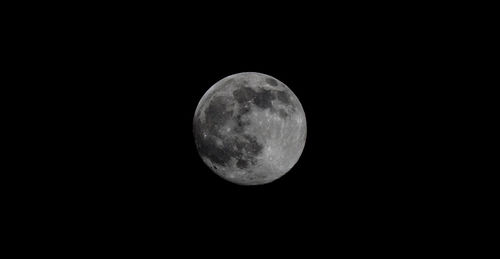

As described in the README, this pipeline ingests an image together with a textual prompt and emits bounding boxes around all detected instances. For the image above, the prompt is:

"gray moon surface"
[193,72,307,185]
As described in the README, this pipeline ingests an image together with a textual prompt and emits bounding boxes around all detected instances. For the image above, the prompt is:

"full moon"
[193,72,307,185]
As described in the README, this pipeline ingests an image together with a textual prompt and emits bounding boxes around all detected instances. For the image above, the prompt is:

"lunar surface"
[193,72,307,185]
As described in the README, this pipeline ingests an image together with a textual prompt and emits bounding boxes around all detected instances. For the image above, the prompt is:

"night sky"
[39,5,448,250]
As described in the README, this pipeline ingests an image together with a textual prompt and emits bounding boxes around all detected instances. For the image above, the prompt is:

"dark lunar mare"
[265,77,278,86]
[203,96,233,135]
[278,109,288,118]
[276,90,291,105]
[253,89,274,109]
[232,86,256,104]
[232,85,294,119]
[233,86,275,110]
[236,159,248,169]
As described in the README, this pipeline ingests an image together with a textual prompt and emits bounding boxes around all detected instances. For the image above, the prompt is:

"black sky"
[35,4,453,249]
[71,28,432,222]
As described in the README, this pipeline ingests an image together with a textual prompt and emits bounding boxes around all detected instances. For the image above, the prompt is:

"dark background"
[19,3,459,251]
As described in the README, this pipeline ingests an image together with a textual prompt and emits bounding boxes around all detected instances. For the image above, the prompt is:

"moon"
[193,72,307,185]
